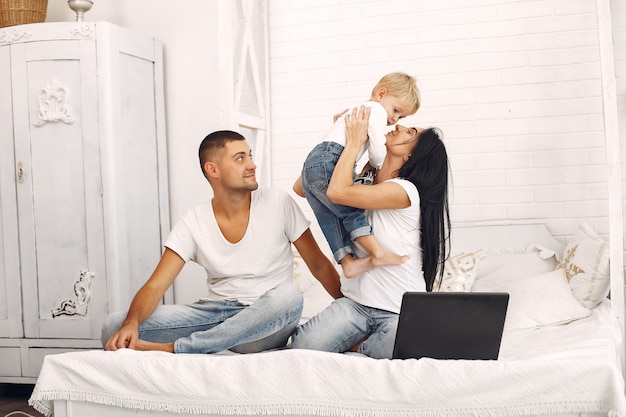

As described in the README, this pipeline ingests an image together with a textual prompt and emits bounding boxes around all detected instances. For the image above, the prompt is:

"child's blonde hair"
[371,72,420,114]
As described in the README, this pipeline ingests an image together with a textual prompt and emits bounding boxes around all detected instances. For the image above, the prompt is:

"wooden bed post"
[596,0,625,378]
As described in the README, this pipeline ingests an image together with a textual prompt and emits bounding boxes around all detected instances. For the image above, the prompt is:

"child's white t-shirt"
[164,188,310,305]
[321,101,390,169]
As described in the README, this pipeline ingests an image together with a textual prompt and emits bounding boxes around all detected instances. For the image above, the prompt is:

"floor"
[0,384,44,417]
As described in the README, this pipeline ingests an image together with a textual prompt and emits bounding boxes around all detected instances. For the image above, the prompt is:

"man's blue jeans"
[302,141,372,263]
[291,296,398,359]
[101,281,303,354]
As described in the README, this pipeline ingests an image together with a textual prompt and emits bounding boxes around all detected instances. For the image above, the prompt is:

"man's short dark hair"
[198,130,245,176]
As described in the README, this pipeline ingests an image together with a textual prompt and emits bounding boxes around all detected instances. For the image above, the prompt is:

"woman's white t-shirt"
[165,188,310,305]
[340,178,424,314]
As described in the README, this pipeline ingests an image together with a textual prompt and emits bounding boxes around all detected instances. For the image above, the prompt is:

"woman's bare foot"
[134,339,175,353]
[350,339,365,353]
[371,251,409,267]
[341,255,374,278]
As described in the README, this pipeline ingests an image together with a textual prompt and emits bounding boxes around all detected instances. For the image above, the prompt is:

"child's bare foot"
[341,255,374,278]
[371,251,409,268]
[134,339,175,353]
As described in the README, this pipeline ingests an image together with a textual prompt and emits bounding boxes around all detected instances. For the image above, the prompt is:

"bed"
[29,223,626,417]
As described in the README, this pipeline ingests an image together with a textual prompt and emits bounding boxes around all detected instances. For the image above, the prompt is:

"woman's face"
[385,125,422,156]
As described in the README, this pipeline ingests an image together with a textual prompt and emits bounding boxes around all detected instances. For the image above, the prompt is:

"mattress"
[29,301,626,417]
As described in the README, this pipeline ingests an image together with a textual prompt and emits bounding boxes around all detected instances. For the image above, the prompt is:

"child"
[294,72,420,278]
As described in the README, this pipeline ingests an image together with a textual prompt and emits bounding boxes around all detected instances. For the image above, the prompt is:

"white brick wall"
[268,0,626,245]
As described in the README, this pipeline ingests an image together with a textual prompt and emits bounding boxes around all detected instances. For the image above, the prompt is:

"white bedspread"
[30,302,626,417]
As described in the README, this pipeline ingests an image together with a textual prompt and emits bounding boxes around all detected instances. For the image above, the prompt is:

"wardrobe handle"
[17,162,24,183]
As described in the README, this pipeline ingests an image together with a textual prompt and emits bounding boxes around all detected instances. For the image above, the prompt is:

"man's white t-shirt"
[340,178,424,314]
[165,188,310,305]
[321,101,390,169]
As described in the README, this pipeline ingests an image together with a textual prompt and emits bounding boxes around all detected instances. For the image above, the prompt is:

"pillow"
[435,251,481,292]
[559,222,610,309]
[476,250,559,281]
[292,251,334,322]
[472,266,591,331]
[292,251,316,294]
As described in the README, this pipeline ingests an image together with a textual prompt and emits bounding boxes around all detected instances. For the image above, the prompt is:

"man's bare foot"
[134,339,175,353]
[341,255,374,278]
[371,251,409,268]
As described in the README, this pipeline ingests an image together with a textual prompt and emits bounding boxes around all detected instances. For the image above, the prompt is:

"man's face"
[217,140,258,192]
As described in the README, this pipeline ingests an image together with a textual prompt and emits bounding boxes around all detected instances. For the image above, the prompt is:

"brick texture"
[268,0,626,245]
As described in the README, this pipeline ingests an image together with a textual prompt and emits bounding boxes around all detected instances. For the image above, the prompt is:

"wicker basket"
[0,0,48,28]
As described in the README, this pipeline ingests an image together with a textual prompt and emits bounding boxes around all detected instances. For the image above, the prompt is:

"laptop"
[392,292,509,360]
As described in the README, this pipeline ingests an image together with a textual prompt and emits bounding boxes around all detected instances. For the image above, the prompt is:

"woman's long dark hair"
[397,128,451,292]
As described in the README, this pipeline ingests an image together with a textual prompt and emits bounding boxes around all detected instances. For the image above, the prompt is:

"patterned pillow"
[559,222,610,309]
[292,252,311,293]
[435,251,481,292]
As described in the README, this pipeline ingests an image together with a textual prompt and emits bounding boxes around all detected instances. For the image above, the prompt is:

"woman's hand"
[344,106,370,149]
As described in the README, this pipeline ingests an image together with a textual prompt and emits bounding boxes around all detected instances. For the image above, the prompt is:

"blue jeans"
[291,297,398,359]
[101,281,303,354]
[302,141,372,263]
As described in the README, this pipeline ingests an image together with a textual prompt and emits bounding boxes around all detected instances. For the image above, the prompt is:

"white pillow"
[292,251,335,322]
[475,248,559,278]
[559,222,610,309]
[472,266,591,331]
[437,247,558,293]
[435,251,481,292]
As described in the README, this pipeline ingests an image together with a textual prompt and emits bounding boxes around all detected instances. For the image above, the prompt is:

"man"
[103,130,341,354]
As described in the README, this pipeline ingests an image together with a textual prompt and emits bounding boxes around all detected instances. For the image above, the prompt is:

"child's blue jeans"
[302,141,372,263]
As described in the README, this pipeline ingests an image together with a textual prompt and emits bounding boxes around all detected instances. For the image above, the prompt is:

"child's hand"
[333,109,349,122]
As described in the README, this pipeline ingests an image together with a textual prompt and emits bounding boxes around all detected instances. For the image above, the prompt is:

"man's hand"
[104,324,139,351]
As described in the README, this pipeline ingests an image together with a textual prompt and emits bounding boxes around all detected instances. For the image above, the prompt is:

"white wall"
[268,0,626,251]
[45,0,626,300]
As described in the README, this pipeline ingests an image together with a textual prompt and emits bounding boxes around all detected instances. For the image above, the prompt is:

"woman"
[291,106,451,359]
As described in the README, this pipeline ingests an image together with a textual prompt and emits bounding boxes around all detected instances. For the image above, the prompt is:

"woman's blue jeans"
[101,280,303,354]
[302,141,372,263]
[291,297,398,359]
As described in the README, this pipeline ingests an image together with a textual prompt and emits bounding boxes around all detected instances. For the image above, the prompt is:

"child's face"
[378,94,412,126]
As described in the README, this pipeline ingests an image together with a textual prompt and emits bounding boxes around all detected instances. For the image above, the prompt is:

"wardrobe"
[0,22,170,382]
